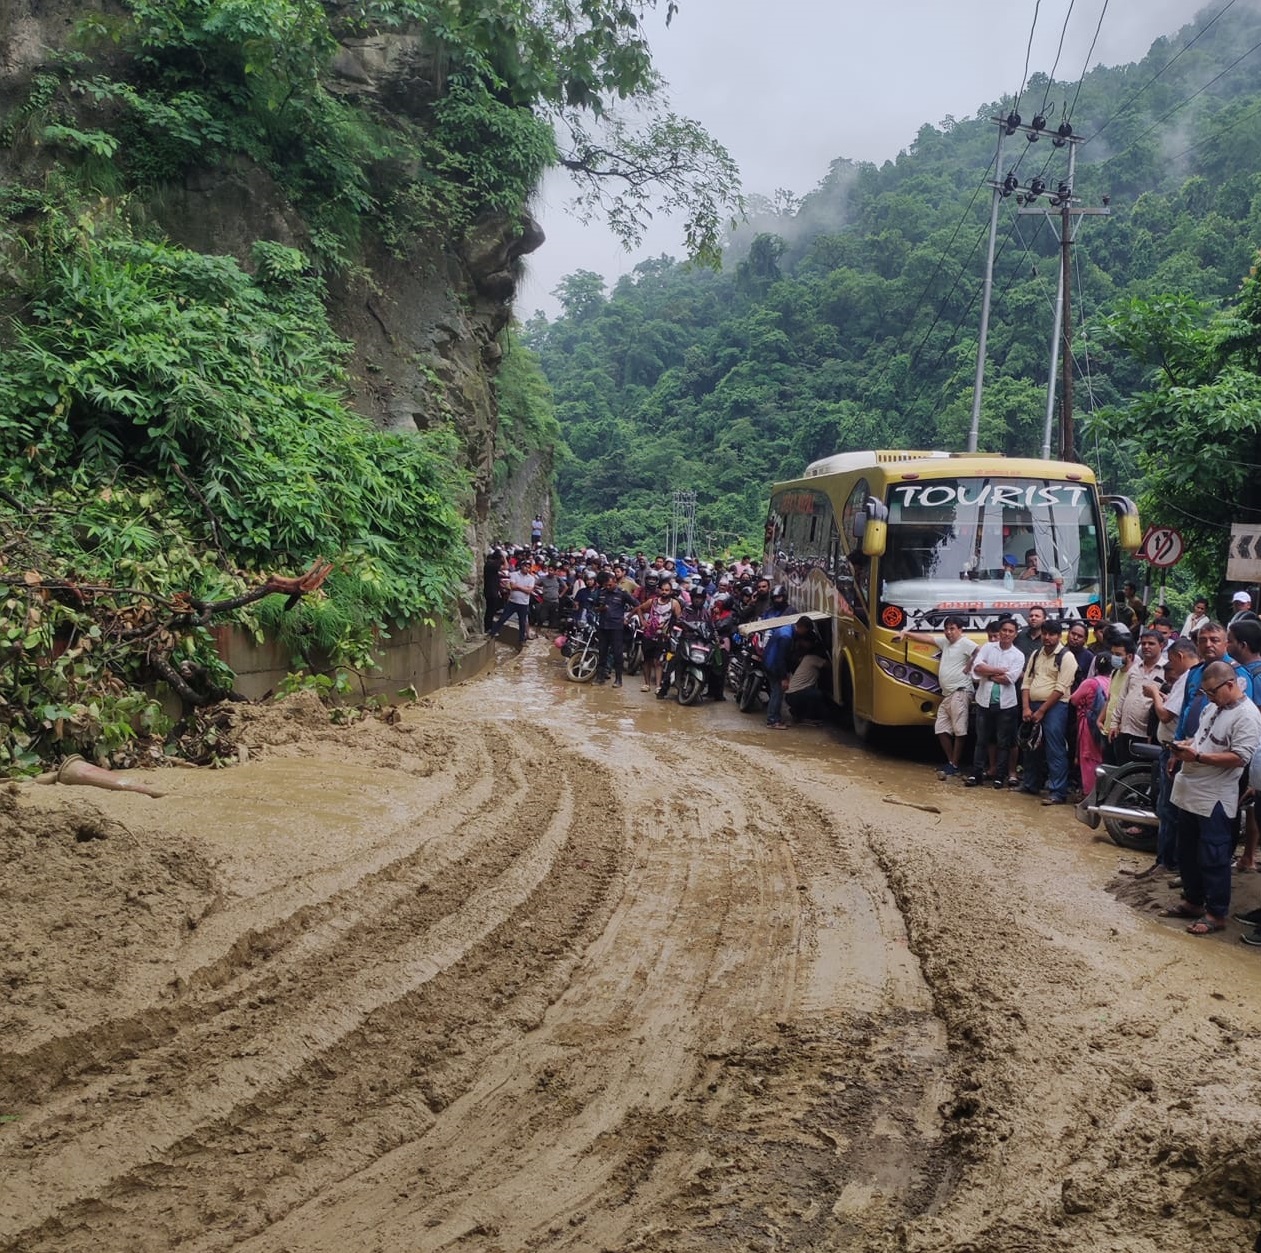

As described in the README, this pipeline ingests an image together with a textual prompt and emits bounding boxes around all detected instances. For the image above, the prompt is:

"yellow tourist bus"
[763,450,1141,738]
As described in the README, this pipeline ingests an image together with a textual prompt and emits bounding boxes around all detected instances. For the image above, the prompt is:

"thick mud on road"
[4,646,1261,1252]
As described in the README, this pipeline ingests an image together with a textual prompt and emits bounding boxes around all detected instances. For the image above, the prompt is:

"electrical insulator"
[1057,182,1071,200]
[1005,111,1022,136]
[1053,120,1073,148]
[1002,172,1019,196]
[1029,177,1046,198]
[1032,113,1047,131]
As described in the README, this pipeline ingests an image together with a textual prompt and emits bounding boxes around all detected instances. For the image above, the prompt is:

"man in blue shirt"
[592,571,638,688]
[1174,621,1254,742]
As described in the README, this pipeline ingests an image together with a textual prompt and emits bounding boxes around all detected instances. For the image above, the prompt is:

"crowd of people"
[482,544,829,725]
[483,539,1261,949]
[895,589,1261,949]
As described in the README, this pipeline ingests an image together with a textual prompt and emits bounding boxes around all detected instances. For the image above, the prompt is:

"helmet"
[712,593,732,610]
[644,573,659,587]
[1017,720,1043,754]
[771,584,788,601]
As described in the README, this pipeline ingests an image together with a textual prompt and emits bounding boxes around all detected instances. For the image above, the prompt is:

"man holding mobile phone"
[1164,661,1261,935]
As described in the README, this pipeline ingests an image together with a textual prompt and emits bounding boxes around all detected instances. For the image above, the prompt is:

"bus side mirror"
[1103,494,1141,552]
[1116,514,1141,552]
[862,519,888,558]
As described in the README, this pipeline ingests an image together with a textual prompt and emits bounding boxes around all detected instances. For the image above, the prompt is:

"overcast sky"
[519,0,1218,318]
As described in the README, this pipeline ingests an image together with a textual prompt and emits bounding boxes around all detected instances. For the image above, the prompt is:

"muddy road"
[3,646,1261,1252]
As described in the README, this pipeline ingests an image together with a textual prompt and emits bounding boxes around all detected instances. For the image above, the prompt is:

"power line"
[905,126,1073,370]
[1165,94,1261,164]
[1072,223,1100,418]
[1041,0,1078,112]
[906,216,994,368]
[922,217,1023,379]
[1086,0,1241,144]
[892,153,998,358]
[1067,0,1110,121]
[1016,1,1044,111]
[1095,33,1261,173]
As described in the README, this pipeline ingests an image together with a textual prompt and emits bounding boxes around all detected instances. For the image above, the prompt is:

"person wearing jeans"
[1019,618,1077,804]
[1142,637,1197,877]
[1166,661,1261,934]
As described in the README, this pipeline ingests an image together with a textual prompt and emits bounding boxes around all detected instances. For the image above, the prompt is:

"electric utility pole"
[967,123,1005,453]
[1015,130,1109,462]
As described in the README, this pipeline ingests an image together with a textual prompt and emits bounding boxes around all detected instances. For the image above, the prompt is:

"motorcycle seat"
[1130,741,1162,761]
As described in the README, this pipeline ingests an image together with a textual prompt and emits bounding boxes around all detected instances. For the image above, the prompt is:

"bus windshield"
[881,477,1103,610]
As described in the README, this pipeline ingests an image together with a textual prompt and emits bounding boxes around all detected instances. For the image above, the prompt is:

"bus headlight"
[875,655,942,695]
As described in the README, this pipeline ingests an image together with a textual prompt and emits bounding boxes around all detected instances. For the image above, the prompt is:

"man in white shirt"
[893,616,977,780]
[1166,660,1261,934]
[965,617,1026,789]
[490,563,537,646]
[1139,637,1197,878]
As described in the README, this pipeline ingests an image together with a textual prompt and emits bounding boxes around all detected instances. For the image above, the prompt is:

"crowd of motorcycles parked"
[482,545,793,714]
[556,580,780,712]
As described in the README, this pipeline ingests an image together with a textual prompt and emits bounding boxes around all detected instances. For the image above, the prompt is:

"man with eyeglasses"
[1165,661,1261,935]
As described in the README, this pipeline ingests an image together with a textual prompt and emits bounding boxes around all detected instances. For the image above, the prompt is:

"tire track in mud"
[205,695,960,1253]
[223,735,804,1252]
[594,741,956,1252]
[0,722,618,1250]
[859,792,1261,1252]
[0,728,489,1098]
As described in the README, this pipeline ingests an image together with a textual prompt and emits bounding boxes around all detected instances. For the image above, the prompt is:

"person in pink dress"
[1070,663,1111,796]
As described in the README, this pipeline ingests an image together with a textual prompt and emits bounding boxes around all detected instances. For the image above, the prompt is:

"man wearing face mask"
[1098,631,1135,762]
[1106,629,1165,764]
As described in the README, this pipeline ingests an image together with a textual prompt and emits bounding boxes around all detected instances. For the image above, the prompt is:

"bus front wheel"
[842,664,873,743]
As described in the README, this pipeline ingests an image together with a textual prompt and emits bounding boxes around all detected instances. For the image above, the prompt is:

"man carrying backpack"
[1019,619,1077,805]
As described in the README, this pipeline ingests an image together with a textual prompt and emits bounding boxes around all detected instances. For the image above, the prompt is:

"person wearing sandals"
[1164,661,1261,936]
[966,617,1025,789]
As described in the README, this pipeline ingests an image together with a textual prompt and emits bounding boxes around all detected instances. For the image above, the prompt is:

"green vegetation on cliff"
[0,0,736,769]
[529,3,1261,573]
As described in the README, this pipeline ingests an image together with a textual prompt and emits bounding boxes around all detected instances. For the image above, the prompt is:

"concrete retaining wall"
[210,621,496,702]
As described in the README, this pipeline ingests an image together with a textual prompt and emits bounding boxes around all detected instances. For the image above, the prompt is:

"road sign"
[1138,525,1184,568]
[1228,524,1261,581]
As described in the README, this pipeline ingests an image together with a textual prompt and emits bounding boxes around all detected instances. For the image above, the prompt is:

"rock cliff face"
[0,3,548,563]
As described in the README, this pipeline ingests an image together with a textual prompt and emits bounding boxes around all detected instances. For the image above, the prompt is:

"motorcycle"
[728,633,768,713]
[726,629,751,694]
[561,618,600,683]
[1076,741,1160,850]
[675,617,720,706]
[623,618,645,677]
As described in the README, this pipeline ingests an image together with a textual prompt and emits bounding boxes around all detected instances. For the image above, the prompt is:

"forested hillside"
[529,1,1261,570]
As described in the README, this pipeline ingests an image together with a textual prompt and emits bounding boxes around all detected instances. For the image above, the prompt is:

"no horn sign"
[1229,524,1261,582]
[1138,525,1184,569]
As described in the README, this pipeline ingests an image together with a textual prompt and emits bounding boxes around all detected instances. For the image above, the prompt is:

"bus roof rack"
[804,450,950,479]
